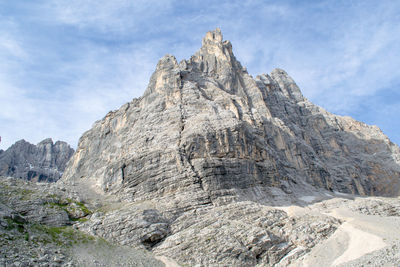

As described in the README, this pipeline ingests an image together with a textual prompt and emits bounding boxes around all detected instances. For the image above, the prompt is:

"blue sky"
[0,0,399,149]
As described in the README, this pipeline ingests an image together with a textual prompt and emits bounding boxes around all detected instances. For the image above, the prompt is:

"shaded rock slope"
[0,138,74,182]
[3,175,400,266]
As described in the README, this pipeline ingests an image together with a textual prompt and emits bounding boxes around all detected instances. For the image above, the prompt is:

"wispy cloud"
[0,3,165,149]
[0,37,161,148]
[224,1,400,128]
[47,0,174,35]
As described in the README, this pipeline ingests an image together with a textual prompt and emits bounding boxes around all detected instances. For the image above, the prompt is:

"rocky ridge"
[0,138,74,182]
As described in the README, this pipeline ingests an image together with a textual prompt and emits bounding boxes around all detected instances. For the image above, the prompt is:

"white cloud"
[0,36,27,60]
[47,0,174,34]
[229,1,400,117]
[0,43,161,149]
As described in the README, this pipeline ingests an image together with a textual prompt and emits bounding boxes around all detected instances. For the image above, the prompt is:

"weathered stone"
[0,176,165,267]
[79,206,170,249]
[154,201,339,266]
[58,29,400,266]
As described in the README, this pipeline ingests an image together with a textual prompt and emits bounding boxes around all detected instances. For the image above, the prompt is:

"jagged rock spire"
[144,54,180,96]
[54,29,400,267]
[201,28,223,46]
[191,28,238,75]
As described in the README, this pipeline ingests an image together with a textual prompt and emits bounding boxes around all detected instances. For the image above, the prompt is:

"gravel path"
[281,197,400,266]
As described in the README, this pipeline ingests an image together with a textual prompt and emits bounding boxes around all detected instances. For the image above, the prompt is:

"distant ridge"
[0,138,74,182]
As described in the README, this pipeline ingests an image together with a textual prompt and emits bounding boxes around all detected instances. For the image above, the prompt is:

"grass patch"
[71,217,89,223]
[5,217,26,232]
[0,184,35,200]
[75,201,91,215]
[46,193,58,199]
[30,224,96,246]
[47,202,68,208]
[45,198,92,221]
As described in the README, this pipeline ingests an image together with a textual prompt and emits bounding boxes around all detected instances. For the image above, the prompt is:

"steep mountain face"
[0,138,74,182]
[62,29,400,209]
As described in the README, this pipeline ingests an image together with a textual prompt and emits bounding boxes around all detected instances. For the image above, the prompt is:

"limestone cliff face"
[61,29,400,210]
[0,138,74,182]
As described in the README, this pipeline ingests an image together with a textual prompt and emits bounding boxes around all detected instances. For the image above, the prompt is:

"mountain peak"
[62,29,400,204]
[202,28,223,46]
[198,28,233,58]
[187,28,243,89]
[37,138,53,146]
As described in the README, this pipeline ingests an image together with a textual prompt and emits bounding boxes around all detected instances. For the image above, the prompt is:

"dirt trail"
[328,210,387,266]
[155,256,181,267]
[281,198,397,266]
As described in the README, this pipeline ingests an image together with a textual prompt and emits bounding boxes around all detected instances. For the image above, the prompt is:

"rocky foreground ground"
[1,176,399,266]
[0,177,163,266]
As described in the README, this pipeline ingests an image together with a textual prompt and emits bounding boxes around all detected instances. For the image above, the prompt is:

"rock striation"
[0,138,74,182]
[62,28,400,206]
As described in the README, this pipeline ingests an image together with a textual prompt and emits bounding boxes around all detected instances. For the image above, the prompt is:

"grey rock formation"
[62,28,400,206]
[154,201,339,266]
[80,207,170,249]
[0,138,74,182]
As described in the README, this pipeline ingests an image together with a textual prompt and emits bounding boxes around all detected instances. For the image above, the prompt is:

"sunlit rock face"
[0,138,74,182]
[61,28,400,213]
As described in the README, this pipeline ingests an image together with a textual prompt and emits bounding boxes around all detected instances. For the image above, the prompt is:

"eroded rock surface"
[154,201,339,266]
[57,29,400,266]
[3,175,399,266]
[0,138,74,182]
[81,207,170,249]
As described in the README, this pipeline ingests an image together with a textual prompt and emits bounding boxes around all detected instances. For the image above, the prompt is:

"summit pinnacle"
[202,28,223,45]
